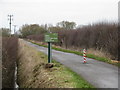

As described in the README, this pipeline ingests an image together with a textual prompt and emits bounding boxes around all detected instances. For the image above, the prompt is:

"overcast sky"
[0,0,119,32]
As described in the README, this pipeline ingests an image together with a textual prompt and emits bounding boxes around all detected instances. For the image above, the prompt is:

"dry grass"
[87,48,119,63]
[18,39,49,88]
[18,39,68,88]
[87,48,112,59]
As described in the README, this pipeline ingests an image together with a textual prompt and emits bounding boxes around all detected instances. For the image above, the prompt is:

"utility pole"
[13,25,17,34]
[8,15,13,34]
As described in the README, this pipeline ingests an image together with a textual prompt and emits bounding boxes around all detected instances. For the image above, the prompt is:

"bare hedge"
[27,22,118,60]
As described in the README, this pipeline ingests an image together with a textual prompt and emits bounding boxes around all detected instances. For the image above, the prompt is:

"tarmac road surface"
[25,40,118,88]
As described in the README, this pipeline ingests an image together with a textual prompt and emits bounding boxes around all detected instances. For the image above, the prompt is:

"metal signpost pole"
[45,33,58,63]
[48,42,51,63]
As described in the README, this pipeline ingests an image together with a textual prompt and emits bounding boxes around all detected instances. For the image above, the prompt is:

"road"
[25,40,118,88]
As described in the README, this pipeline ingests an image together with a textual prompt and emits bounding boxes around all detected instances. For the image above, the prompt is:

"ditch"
[14,62,19,89]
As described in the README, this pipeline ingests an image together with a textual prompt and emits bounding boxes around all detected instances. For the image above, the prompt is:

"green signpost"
[45,33,58,42]
[45,33,58,63]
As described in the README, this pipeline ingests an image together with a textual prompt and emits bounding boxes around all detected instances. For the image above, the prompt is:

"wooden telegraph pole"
[8,15,13,35]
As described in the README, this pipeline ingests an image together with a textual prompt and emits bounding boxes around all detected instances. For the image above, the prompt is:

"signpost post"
[48,42,51,63]
[45,33,58,63]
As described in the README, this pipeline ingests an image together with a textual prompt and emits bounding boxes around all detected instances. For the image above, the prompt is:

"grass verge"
[51,60,94,88]
[18,39,94,88]
[29,40,120,67]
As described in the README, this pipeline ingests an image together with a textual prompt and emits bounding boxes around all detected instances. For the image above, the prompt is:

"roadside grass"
[18,39,94,88]
[29,40,120,67]
[51,60,94,88]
